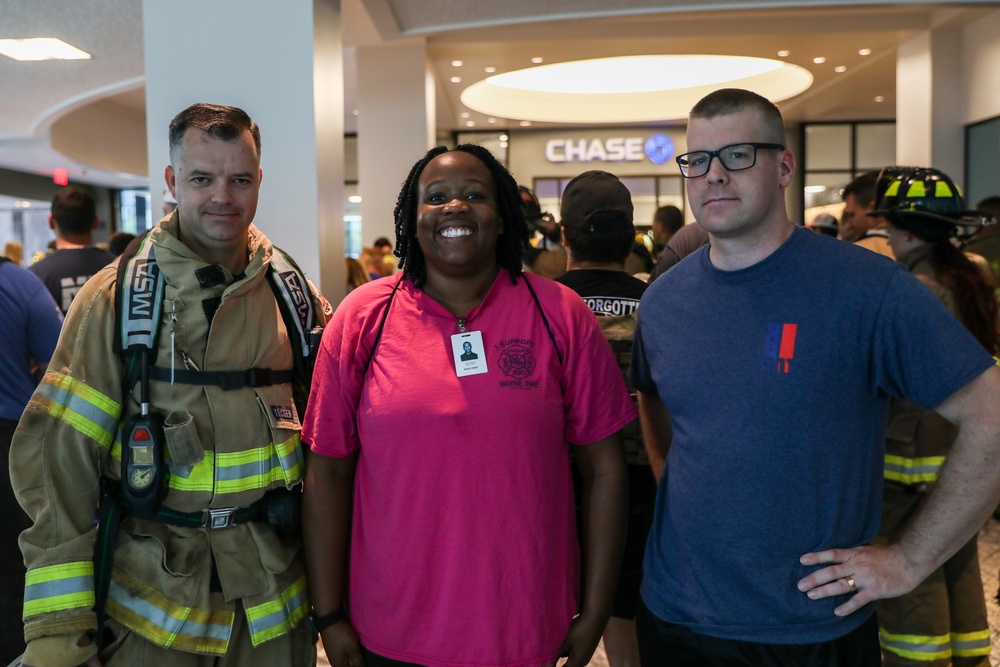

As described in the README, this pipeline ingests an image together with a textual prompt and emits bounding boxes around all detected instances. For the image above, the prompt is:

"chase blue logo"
[645,134,674,165]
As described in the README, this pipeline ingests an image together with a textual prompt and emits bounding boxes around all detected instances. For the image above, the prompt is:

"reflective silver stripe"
[108,579,232,643]
[23,575,94,603]
[215,441,302,484]
[35,377,120,445]
[247,583,309,637]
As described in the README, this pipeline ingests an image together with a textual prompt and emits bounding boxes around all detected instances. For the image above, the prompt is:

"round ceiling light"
[460,55,813,123]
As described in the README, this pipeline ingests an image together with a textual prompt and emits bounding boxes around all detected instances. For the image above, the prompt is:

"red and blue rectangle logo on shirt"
[764,323,797,373]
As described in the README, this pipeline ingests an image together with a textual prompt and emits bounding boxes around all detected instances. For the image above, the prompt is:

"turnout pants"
[877,482,990,667]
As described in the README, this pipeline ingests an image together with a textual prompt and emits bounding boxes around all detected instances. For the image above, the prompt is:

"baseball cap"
[560,171,633,232]
[809,212,838,232]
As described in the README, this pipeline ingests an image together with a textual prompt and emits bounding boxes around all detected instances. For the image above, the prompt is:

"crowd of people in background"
[2,90,1000,667]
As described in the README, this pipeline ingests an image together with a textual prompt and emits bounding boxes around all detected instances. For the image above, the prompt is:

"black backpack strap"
[363,275,404,376]
[267,247,320,388]
[522,273,563,365]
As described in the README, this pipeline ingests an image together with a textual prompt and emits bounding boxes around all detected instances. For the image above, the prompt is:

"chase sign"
[544,133,675,165]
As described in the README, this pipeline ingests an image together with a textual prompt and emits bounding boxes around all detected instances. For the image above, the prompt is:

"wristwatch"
[309,605,349,635]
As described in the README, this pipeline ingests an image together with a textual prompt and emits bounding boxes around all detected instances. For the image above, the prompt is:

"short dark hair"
[373,236,392,249]
[168,103,261,166]
[51,186,97,235]
[842,171,879,207]
[975,195,1000,221]
[562,218,634,264]
[392,145,529,287]
[654,205,684,235]
[690,88,785,145]
[108,231,136,257]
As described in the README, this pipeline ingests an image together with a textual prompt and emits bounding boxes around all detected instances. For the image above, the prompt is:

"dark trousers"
[636,598,880,667]
[1,418,29,661]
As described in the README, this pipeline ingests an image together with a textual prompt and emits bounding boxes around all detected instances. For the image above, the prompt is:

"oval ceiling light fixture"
[461,55,813,124]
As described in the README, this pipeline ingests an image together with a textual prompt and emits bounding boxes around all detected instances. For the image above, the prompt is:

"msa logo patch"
[128,259,160,319]
[278,271,310,326]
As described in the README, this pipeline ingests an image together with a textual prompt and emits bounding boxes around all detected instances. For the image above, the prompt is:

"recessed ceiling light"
[519,120,532,127]
[834,66,846,73]
[466,121,475,127]
[450,76,462,83]
[485,66,496,73]
[777,50,790,57]
[804,185,827,193]
[451,60,463,67]
[460,112,471,118]
[462,55,813,123]
[499,142,508,148]
[813,57,826,64]
[499,134,509,141]
[0,38,91,61]
[531,57,544,64]
[348,195,362,203]
[874,95,885,103]
[488,117,497,123]
[859,48,872,56]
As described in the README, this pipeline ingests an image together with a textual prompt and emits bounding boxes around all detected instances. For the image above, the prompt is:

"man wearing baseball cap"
[556,171,654,667]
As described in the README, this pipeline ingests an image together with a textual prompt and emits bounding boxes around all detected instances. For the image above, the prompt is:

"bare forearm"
[302,451,357,615]
[900,366,1000,575]
[576,434,628,623]
[637,392,671,482]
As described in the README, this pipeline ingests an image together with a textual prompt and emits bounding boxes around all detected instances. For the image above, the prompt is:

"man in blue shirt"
[0,256,62,659]
[629,88,1000,666]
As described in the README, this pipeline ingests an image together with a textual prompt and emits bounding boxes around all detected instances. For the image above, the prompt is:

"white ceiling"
[0,0,996,190]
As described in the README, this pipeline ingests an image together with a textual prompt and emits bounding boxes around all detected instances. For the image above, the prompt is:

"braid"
[393,146,448,286]
[929,241,1000,355]
[392,144,530,287]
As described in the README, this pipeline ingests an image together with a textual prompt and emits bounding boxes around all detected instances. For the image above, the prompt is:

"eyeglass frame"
[675,142,786,179]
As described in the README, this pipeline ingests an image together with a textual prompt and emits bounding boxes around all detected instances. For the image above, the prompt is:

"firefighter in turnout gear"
[10,103,330,667]
[874,167,996,667]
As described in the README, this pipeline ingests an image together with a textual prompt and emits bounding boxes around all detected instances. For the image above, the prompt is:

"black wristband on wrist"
[309,605,349,634]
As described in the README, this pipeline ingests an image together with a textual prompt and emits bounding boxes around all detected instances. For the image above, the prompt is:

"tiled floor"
[318,519,1000,666]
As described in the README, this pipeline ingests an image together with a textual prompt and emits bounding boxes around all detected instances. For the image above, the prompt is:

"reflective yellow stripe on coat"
[245,574,310,646]
[883,454,945,485]
[107,570,234,655]
[109,435,303,495]
[33,372,120,448]
[106,569,309,652]
[23,561,95,618]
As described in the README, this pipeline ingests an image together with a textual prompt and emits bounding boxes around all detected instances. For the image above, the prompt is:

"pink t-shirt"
[303,270,635,667]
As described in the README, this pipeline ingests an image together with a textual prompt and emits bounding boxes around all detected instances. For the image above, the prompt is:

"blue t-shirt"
[0,260,63,420]
[629,226,995,644]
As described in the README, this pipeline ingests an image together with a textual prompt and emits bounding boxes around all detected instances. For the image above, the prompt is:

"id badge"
[451,330,488,377]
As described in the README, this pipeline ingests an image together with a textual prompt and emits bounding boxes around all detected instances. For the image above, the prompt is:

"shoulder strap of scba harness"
[113,231,319,388]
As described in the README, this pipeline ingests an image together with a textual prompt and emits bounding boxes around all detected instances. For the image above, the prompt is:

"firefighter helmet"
[870,166,987,240]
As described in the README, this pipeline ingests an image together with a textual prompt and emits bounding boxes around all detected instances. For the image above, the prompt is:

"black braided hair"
[392,144,530,287]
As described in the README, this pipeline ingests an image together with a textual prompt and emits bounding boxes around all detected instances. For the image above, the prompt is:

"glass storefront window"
[805,125,851,171]
[966,116,1000,207]
[855,124,895,172]
[117,189,152,235]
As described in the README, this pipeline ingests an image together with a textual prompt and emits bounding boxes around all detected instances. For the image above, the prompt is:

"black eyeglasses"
[675,143,785,178]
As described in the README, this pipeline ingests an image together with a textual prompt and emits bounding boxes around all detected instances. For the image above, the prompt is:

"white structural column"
[895,25,963,181]
[356,39,436,247]
[142,0,345,299]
